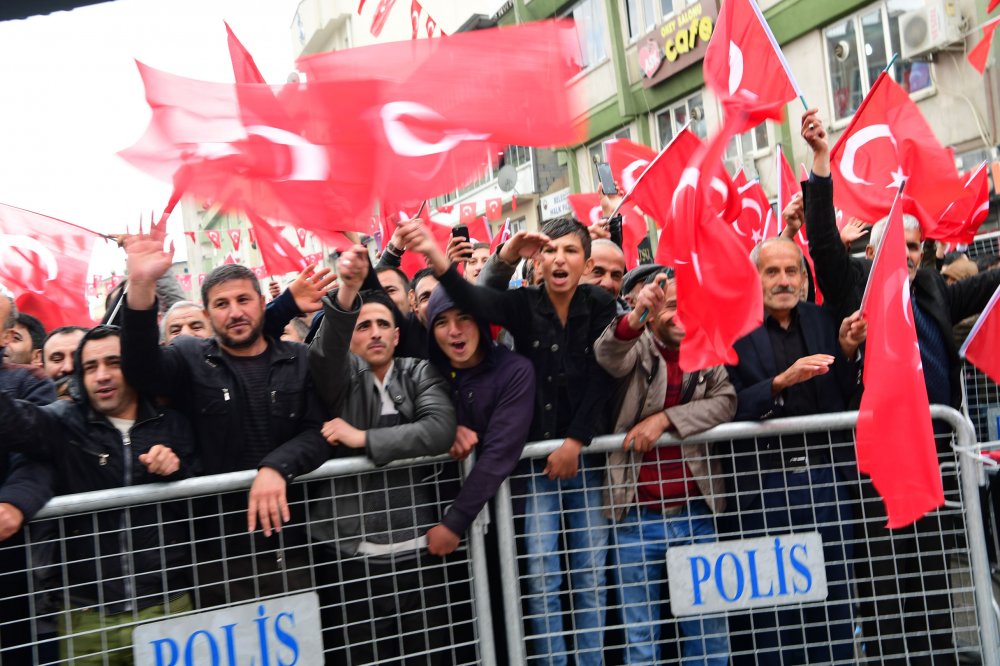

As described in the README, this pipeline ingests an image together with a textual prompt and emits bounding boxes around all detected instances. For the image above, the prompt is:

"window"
[655,93,706,148]
[624,0,698,40]
[824,0,932,123]
[725,124,771,179]
[565,0,609,69]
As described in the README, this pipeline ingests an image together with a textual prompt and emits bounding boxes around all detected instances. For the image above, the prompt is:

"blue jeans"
[521,458,610,666]
[613,501,730,665]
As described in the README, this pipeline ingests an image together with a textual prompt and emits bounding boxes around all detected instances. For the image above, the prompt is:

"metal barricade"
[2,407,996,664]
[495,406,998,665]
[0,453,492,665]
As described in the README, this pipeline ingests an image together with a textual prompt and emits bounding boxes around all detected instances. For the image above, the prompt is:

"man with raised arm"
[119,236,329,606]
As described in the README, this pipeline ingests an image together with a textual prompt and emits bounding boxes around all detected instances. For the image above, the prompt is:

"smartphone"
[451,225,470,242]
[595,162,617,195]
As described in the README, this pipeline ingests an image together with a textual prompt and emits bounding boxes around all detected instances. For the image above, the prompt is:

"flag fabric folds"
[0,203,98,329]
[857,189,944,528]
[245,209,309,276]
[961,282,1000,385]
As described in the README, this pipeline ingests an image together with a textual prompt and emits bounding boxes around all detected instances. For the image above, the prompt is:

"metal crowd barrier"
[0,407,995,664]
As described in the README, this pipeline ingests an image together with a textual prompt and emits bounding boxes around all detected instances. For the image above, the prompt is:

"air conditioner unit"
[899,0,963,61]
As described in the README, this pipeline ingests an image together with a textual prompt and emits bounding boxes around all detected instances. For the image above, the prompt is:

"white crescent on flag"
[840,124,896,186]
[588,205,602,226]
[245,125,330,181]
[728,41,744,96]
[670,167,700,216]
[381,101,491,157]
[0,234,59,284]
[622,159,648,192]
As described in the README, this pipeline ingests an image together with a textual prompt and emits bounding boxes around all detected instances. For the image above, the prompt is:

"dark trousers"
[0,538,59,665]
[725,464,855,665]
[316,551,464,665]
[853,482,960,665]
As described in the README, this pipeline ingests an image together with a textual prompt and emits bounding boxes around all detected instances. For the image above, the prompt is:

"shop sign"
[638,0,718,88]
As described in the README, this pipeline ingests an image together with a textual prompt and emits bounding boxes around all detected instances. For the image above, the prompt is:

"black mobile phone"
[595,162,617,195]
[451,225,470,242]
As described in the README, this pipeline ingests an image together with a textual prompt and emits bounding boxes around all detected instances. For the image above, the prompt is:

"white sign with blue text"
[132,591,323,666]
[666,532,828,616]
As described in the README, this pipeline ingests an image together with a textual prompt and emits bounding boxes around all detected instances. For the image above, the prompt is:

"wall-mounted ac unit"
[899,0,963,61]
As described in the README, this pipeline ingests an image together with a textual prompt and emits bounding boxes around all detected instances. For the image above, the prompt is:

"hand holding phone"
[596,162,618,196]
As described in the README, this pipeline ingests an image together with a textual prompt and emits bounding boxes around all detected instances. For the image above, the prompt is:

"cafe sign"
[638,0,718,88]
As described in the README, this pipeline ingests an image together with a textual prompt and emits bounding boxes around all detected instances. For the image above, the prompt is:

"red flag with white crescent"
[459,202,477,225]
[370,0,397,37]
[246,210,309,276]
[228,228,242,251]
[857,187,943,528]
[205,230,222,249]
[410,0,422,39]
[0,203,97,329]
[425,15,437,37]
[485,198,503,220]
[961,281,1000,385]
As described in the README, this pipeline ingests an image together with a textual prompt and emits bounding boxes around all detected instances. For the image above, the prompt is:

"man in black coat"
[794,109,1000,663]
[119,236,329,607]
[0,325,195,663]
[725,237,866,665]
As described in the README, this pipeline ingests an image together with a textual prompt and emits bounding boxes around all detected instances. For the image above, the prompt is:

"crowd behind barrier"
[0,407,995,665]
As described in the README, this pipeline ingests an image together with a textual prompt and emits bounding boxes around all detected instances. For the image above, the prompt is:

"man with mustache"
[119,238,329,607]
[791,110,1000,663]
[725,237,867,665]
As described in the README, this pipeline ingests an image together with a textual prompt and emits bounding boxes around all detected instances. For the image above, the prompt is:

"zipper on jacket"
[119,430,135,612]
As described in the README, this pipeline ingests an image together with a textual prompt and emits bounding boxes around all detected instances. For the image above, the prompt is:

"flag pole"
[884,52,899,73]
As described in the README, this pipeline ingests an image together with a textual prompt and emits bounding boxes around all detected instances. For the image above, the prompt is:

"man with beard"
[41,326,88,399]
[120,237,329,606]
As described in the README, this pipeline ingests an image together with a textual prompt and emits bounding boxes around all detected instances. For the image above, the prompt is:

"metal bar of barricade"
[15,407,1000,664]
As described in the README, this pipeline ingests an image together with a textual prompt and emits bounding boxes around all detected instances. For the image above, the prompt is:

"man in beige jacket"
[595,268,736,665]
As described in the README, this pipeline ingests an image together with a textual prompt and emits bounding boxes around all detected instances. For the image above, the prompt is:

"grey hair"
[868,214,921,251]
[159,300,204,342]
[750,237,806,272]
[0,292,16,329]
[591,238,625,259]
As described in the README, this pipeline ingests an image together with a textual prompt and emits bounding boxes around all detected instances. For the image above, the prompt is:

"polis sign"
[638,0,718,88]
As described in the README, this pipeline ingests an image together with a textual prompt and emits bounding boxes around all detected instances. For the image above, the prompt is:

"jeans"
[521,458,609,666]
[613,501,730,665]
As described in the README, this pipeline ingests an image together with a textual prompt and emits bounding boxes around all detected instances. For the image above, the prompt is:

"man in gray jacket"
[595,269,736,665]
[308,245,456,665]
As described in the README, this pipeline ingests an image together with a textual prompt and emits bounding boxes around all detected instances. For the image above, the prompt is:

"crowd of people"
[1,112,1000,665]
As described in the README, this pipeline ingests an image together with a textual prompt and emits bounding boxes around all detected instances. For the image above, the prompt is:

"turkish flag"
[223,252,238,265]
[426,15,437,37]
[225,22,266,85]
[732,178,776,253]
[247,227,257,247]
[228,228,242,251]
[198,273,208,286]
[297,21,583,203]
[511,195,517,211]
[184,231,196,244]
[490,218,512,254]
[467,217,492,244]
[459,202,477,224]
[606,137,656,196]
[410,0,422,39]
[703,0,801,131]
[936,162,991,245]
[436,204,454,214]
[119,62,378,238]
[971,17,1000,73]
[829,71,965,234]
[245,210,309,276]
[370,0,397,37]
[857,190,944,528]
[206,230,222,249]
[962,282,1000,385]
[567,193,604,227]
[357,0,367,13]
[295,227,308,247]
[252,266,268,279]
[178,273,193,291]
[667,103,763,371]
[485,198,502,220]
[992,0,1000,11]
[0,204,97,329]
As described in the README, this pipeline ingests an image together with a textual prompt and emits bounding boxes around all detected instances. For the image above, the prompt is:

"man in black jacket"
[120,237,329,607]
[795,110,1000,663]
[0,325,195,663]
[725,238,866,665]
[308,245,456,664]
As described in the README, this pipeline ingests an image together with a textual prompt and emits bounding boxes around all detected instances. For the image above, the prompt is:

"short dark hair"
[15,313,46,350]
[375,266,410,290]
[411,267,437,293]
[73,325,121,377]
[358,289,397,323]
[472,242,490,252]
[541,217,592,259]
[44,325,89,348]
[976,254,1000,272]
[201,264,261,305]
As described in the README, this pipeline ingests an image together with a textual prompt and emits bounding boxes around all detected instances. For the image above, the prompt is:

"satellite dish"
[498,164,517,193]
